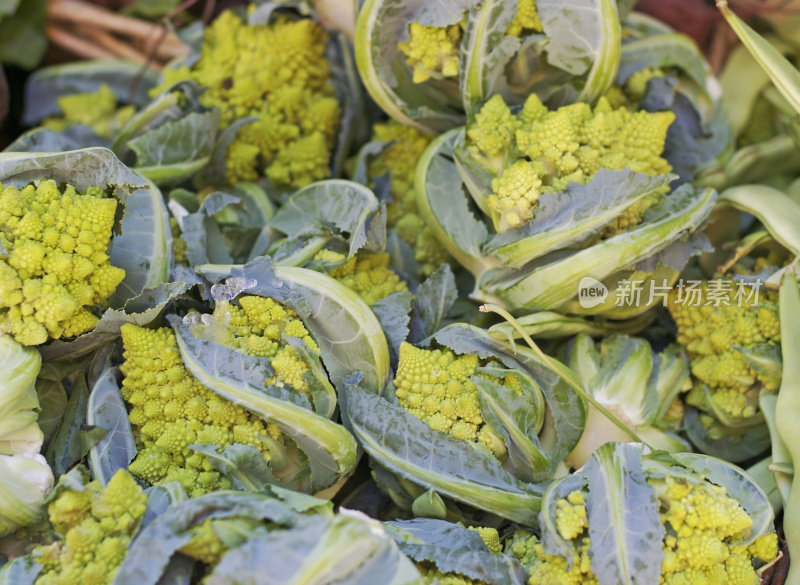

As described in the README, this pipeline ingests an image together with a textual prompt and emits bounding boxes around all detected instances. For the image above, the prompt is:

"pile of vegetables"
[0,0,799,583]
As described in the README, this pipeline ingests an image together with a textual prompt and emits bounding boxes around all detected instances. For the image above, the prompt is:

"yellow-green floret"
[667,282,781,420]
[119,295,320,497]
[42,84,136,139]
[393,342,519,458]
[314,250,408,305]
[32,470,147,585]
[468,94,674,233]
[368,121,449,276]
[159,8,340,188]
[0,180,125,346]
[398,1,542,84]
[522,481,778,585]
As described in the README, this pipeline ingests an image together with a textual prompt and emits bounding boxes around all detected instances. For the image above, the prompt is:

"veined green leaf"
[718,2,800,118]
[618,32,712,91]
[270,180,383,258]
[341,382,543,526]
[460,0,520,109]
[171,317,358,492]
[539,0,621,103]
[408,263,458,344]
[87,368,137,487]
[719,185,800,255]
[205,511,423,585]
[482,185,716,312]
[385,518,527,585]
[112,492,302,585]
[415,130,495,277]
[583,443,664,585]
[485,171,674,269]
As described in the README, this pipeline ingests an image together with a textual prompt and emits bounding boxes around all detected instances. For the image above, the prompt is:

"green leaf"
[171,317,358,492]
[205,512,423,585]
[582,443,664,585]
[46,376,90,475]
[718,2,800,119]
[683,407,771,463]
[22,61,158,124]
[473,371,549,482]
[719,185,800,255]
[410,489,447,519]
[617,32,712,91]
[483,185,717,311]
[87,368,137,486]
[0,0,47,69]
[460,0,520,109]
[0,556,41,585]
[385,518,526,585]
[129,111,219,186]
[415,130,494,277]
[485,170,675,269]
[270,180,384,257]
[371,291,413,368]
[35,377,68,447]
[538,0,621,102]
[188,444,278,492]
[113,492,301,585]
[408,264,458,343]
[341,381,543,525]
[183,191,240,267]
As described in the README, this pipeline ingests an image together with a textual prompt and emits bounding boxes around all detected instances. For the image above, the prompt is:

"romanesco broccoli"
[523,479,778,585]
[468,94,675,233]
[367,121,449,275]
[314,250,408,305]
[119,296,318,495]
[393,342,520,459]
[159,8,340,188]
[414,526,502,585]
[667,282,781,420]
[32,470,147,585]
[42,84,136,139]
[0,180,125,345]
[398,1,542,84]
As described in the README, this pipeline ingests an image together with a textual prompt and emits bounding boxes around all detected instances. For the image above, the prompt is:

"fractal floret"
[161,8,340,188]
[367,120,448,275]
[0,180,125,346]
[41,83,136,140]
[393,342,514,459]
[526,443,778,585]
[32,469,147,585]
[119,295,322,496]
[666,280,781,421]
[469,94,675,232]
[315,250,408,305]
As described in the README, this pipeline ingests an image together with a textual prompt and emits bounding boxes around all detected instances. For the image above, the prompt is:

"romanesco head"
[468,94,675,233]
[120,296,318,495]
[393,342,512,459]
[159,9,340,188]
[33,470,146,585]
[42,84,136,139]
[528,474,778,585]
[0,181,125,345]
[366,121,449,275]
[319,251,409,305]
[397,21,463,84]
[667,282,781,420]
